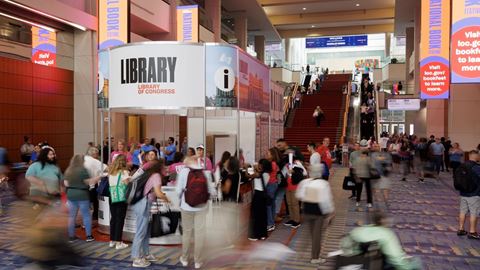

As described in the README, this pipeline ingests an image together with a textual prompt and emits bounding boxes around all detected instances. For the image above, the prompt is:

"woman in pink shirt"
[110,140,132,167]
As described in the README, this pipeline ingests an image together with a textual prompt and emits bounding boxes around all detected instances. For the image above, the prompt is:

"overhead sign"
[98,0,129,50]
[451,0,480,83]
[177,5,198,42]
[31,26,56,67]
[387,99,421,111]
[305,35,368,48]
[205,44,238,107]
[419,0,450,99]
[109,43,205,108]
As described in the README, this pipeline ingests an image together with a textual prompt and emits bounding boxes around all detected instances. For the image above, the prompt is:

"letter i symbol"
[224,69,229,89]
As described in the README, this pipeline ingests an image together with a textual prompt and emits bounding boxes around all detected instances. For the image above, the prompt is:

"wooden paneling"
[0,57,73,170]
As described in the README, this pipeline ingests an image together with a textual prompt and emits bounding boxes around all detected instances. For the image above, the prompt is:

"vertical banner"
[98,0,129,108]
[451,0,480,83]
[177,5,199,42]
[31,26,56,67]
[420,0,450,99]
[205,44,238,107]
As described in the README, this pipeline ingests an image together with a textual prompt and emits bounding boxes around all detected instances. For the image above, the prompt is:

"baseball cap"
[196,144,205,149]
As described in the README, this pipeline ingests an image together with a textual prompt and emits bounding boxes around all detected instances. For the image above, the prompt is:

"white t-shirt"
[84,155,108,178]
[379,137,389,149]
[310,152,321,165]
[108,170,130,186]
[254,173,270,191]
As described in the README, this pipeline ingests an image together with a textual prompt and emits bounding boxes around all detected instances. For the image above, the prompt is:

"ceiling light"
[356,3,360,7]
[311,25,315,28]
[0,11,56,32]
[302,7,307,10]
[3,0,87,31]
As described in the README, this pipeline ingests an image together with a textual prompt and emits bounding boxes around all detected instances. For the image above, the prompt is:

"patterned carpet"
[0,167,479,269]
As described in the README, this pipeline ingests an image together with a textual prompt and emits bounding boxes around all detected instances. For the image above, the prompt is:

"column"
[168,0,179,41]
[205,0,222,42]
[234,13,247,51]
[426,100,448,138]
[385,33,391,57]
[254,35,265,62]
[284,38,290,65]
[405,27,414,91]
[73,29,97,154]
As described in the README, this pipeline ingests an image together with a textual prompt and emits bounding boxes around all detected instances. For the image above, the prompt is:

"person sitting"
[341,211,421,270]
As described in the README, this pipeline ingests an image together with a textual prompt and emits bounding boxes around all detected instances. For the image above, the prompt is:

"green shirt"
[344,225,418,270]
[65,168,90,201]
[26,162,63,196]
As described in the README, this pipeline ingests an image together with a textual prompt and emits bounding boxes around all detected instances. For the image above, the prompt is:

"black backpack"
[454,162,479,193]
[291,166,305,185]
[126,171,150,205]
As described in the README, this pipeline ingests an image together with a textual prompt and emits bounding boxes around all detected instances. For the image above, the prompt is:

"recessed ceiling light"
[356,3,360,7]
[302,7,307,10]
[311,25,315,28]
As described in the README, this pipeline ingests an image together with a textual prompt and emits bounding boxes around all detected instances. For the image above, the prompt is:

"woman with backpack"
[107,154,130,250]
[131,160,170,268]
[248,159,272,241]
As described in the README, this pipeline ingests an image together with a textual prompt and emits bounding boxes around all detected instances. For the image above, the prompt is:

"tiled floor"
[0,167,479,269]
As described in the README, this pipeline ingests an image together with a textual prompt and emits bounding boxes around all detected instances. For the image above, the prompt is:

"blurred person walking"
[352,150,374,208]
[26,148,63,197]
[449,143,464,176]
[248,159,272,241]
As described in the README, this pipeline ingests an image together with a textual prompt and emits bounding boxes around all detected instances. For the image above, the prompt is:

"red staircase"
[284,74,350,158]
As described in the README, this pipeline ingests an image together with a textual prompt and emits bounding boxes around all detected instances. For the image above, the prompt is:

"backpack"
[291,166,305,185]
[184,169,210,207]
[454,162,479,193]
[126,170,150,205]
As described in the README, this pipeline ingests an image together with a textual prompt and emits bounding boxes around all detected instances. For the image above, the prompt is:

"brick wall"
[0,57,74,169]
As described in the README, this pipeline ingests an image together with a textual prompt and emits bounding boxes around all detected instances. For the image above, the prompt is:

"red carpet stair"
[284,74,350,159]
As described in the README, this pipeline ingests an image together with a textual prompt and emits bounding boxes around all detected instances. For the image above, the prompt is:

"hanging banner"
[238,51,270,112]
[108,43,205,108]
[451,0,480,83]
[98,0,129,50]
[31,26,56,67]
[177,5,199,42]
[419,0,450,99]
[205,44,238,107]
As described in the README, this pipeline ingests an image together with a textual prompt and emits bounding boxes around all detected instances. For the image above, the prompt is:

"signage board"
[177,5,199,42]
[31,26,56,66]
[306,35,368,48]
[420,0,450,99]
[205,44,238,107]
[238,51,270,112]
[109,43,205,108]
[387,99,421,111]
[98,0,129,50]
[451,0,480,83]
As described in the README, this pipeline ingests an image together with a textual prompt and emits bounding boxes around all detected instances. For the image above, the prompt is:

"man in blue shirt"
[165,137,176,165]
[429,138,445,178]
[141,138,155,153]
[457,150,480,240]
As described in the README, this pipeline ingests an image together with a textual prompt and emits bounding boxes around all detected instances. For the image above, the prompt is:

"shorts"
[460,196,480,216]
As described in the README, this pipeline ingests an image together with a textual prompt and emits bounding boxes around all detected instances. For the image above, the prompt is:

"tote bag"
[109,173,127,203]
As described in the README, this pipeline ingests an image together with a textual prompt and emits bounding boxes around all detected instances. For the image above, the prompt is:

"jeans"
[432,155,443,174]
[68,200,91,238]
[275,186,286,215]
[356,178,372,204]
[266,182,278,226]
[131,197,151,259]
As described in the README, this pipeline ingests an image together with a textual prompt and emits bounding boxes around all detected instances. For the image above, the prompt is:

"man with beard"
[26,147,63,197]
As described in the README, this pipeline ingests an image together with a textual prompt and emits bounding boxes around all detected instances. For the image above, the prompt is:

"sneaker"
[115,242,129,250]
[109,241,115,248]
[457,230,467,236]
[418,178,424,183]
[310,258,326,264]
[284,220,295,227]
[260,237,266,240]
[267,225,276,232]
[468,232,480,239]
[179,256,188,267]
[355,202,360,207]
[144,254,158,262]
[291,222,301,229]
[132,258,151,268]
[86,236,95,242]
[367,203,373,208]
[68,237,79,243]
[248,237,258,241]
[194,262,203,269]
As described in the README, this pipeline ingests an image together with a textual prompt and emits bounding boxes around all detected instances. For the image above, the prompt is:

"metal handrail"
[340,81,351,145]
[283,83,299,121]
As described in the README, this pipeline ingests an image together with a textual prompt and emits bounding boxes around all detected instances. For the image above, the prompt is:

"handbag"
[109,173,127,203]
[96,176,110,197]
[342,176,356,190]
[150,203,180,237]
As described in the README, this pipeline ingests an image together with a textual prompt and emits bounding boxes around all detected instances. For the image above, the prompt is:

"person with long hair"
[266,148,280,231]
[25,147,63,197]
[142,150,158,169]
[221,156,241,202]
[107,155,130,249]
[131,160,170,268]
[187,147,196,157]
[214,151,231,191]
[64,154,100,242]
[110,139,132,167]
[248,159,272,241]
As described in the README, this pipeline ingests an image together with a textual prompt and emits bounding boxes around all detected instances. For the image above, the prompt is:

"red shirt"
[269,161,278,184]
[316,145,332,168]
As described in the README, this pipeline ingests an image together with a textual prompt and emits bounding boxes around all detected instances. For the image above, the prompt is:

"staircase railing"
[340,80,351,145]
[283,83,299,122]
